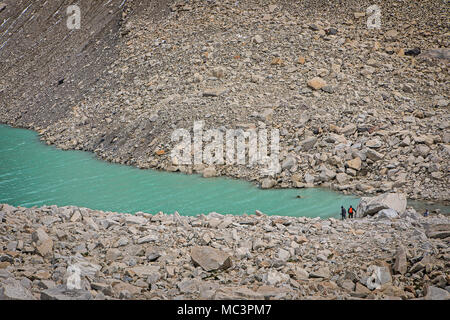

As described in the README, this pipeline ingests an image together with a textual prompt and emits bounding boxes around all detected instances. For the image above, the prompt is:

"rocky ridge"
[1,203,449,300]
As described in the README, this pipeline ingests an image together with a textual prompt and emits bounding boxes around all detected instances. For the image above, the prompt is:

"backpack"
[349,207,353,214]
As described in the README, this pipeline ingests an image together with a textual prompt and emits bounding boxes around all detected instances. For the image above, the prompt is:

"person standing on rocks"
[341,206,346,220]
[348,206,354,219]
[424,209,429,217]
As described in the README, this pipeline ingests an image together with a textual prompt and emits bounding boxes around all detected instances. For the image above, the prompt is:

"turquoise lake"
[0,124,447,218]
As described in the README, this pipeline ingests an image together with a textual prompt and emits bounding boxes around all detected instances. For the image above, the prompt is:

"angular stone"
[71,260,102,278]
[425,224,450,239]
[202,87,228,97]
[0,279,36,300]
[137,233,159,244]
[41,285,92,300]
[377,208,399,219]
[214,286,263,300]
[257,286,293,299]
[340,279,356,292]
[310,267,331,279]
[106,248,122,262]
[70,210,82,222]
[346,157,362,171]
[281,156,296,170]
[365,139,382,148]
[262,270,290,286]
[127,265,160,278]
[356,192,407,217]
[307,77,327,90]
[294,267,309,280]
[300,136,317,151]
[32,228,53,257]
[190,246,232,272]
[366,149,384,161]
[203,166,217,178]
[393,246,407,275]
[253,35,264,44]
[111,281,141,296]
[424,286,450,300]
[336,172,349,184]
[365,266,392,290]
[261,178,276,189]
[177,278,199,294]
[276,248,290,262]
[124,215,147,225]
[319,167,336,182]
[304,173,315,184]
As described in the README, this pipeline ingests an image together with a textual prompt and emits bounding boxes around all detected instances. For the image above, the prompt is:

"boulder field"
[0,202,449,300]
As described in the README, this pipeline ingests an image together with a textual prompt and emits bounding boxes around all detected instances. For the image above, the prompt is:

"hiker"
[341,206,346,220]
[348,206,354,219]
[424,209,429,217]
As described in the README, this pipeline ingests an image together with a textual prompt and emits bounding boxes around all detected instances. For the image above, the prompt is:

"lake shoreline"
[1,123,449,215]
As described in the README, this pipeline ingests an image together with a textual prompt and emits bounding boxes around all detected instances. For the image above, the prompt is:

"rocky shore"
[0,0,449,204]
[1,202,449,300]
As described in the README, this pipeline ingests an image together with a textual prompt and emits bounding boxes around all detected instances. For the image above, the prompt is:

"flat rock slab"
[41,285,92,300]
[213,286,263,300]
[202,87,228,97]
[419,48,450,60]
[310,267,331,279]
[190,246,232,272]
[0,279,36,300]
[127,265,160,278]
[356,192,407,217]
[425,224,450,239]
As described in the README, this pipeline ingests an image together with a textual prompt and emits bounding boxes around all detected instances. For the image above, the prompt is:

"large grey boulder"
[356,193,407,218]
[190,246,232,272]
[425,224,450,239]
[424,286,450,300]
[0,279,36,300]
[377,208,399,219]
[262,271,290,286]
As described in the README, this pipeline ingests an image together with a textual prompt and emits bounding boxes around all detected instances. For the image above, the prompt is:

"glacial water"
[0,125,447,218]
